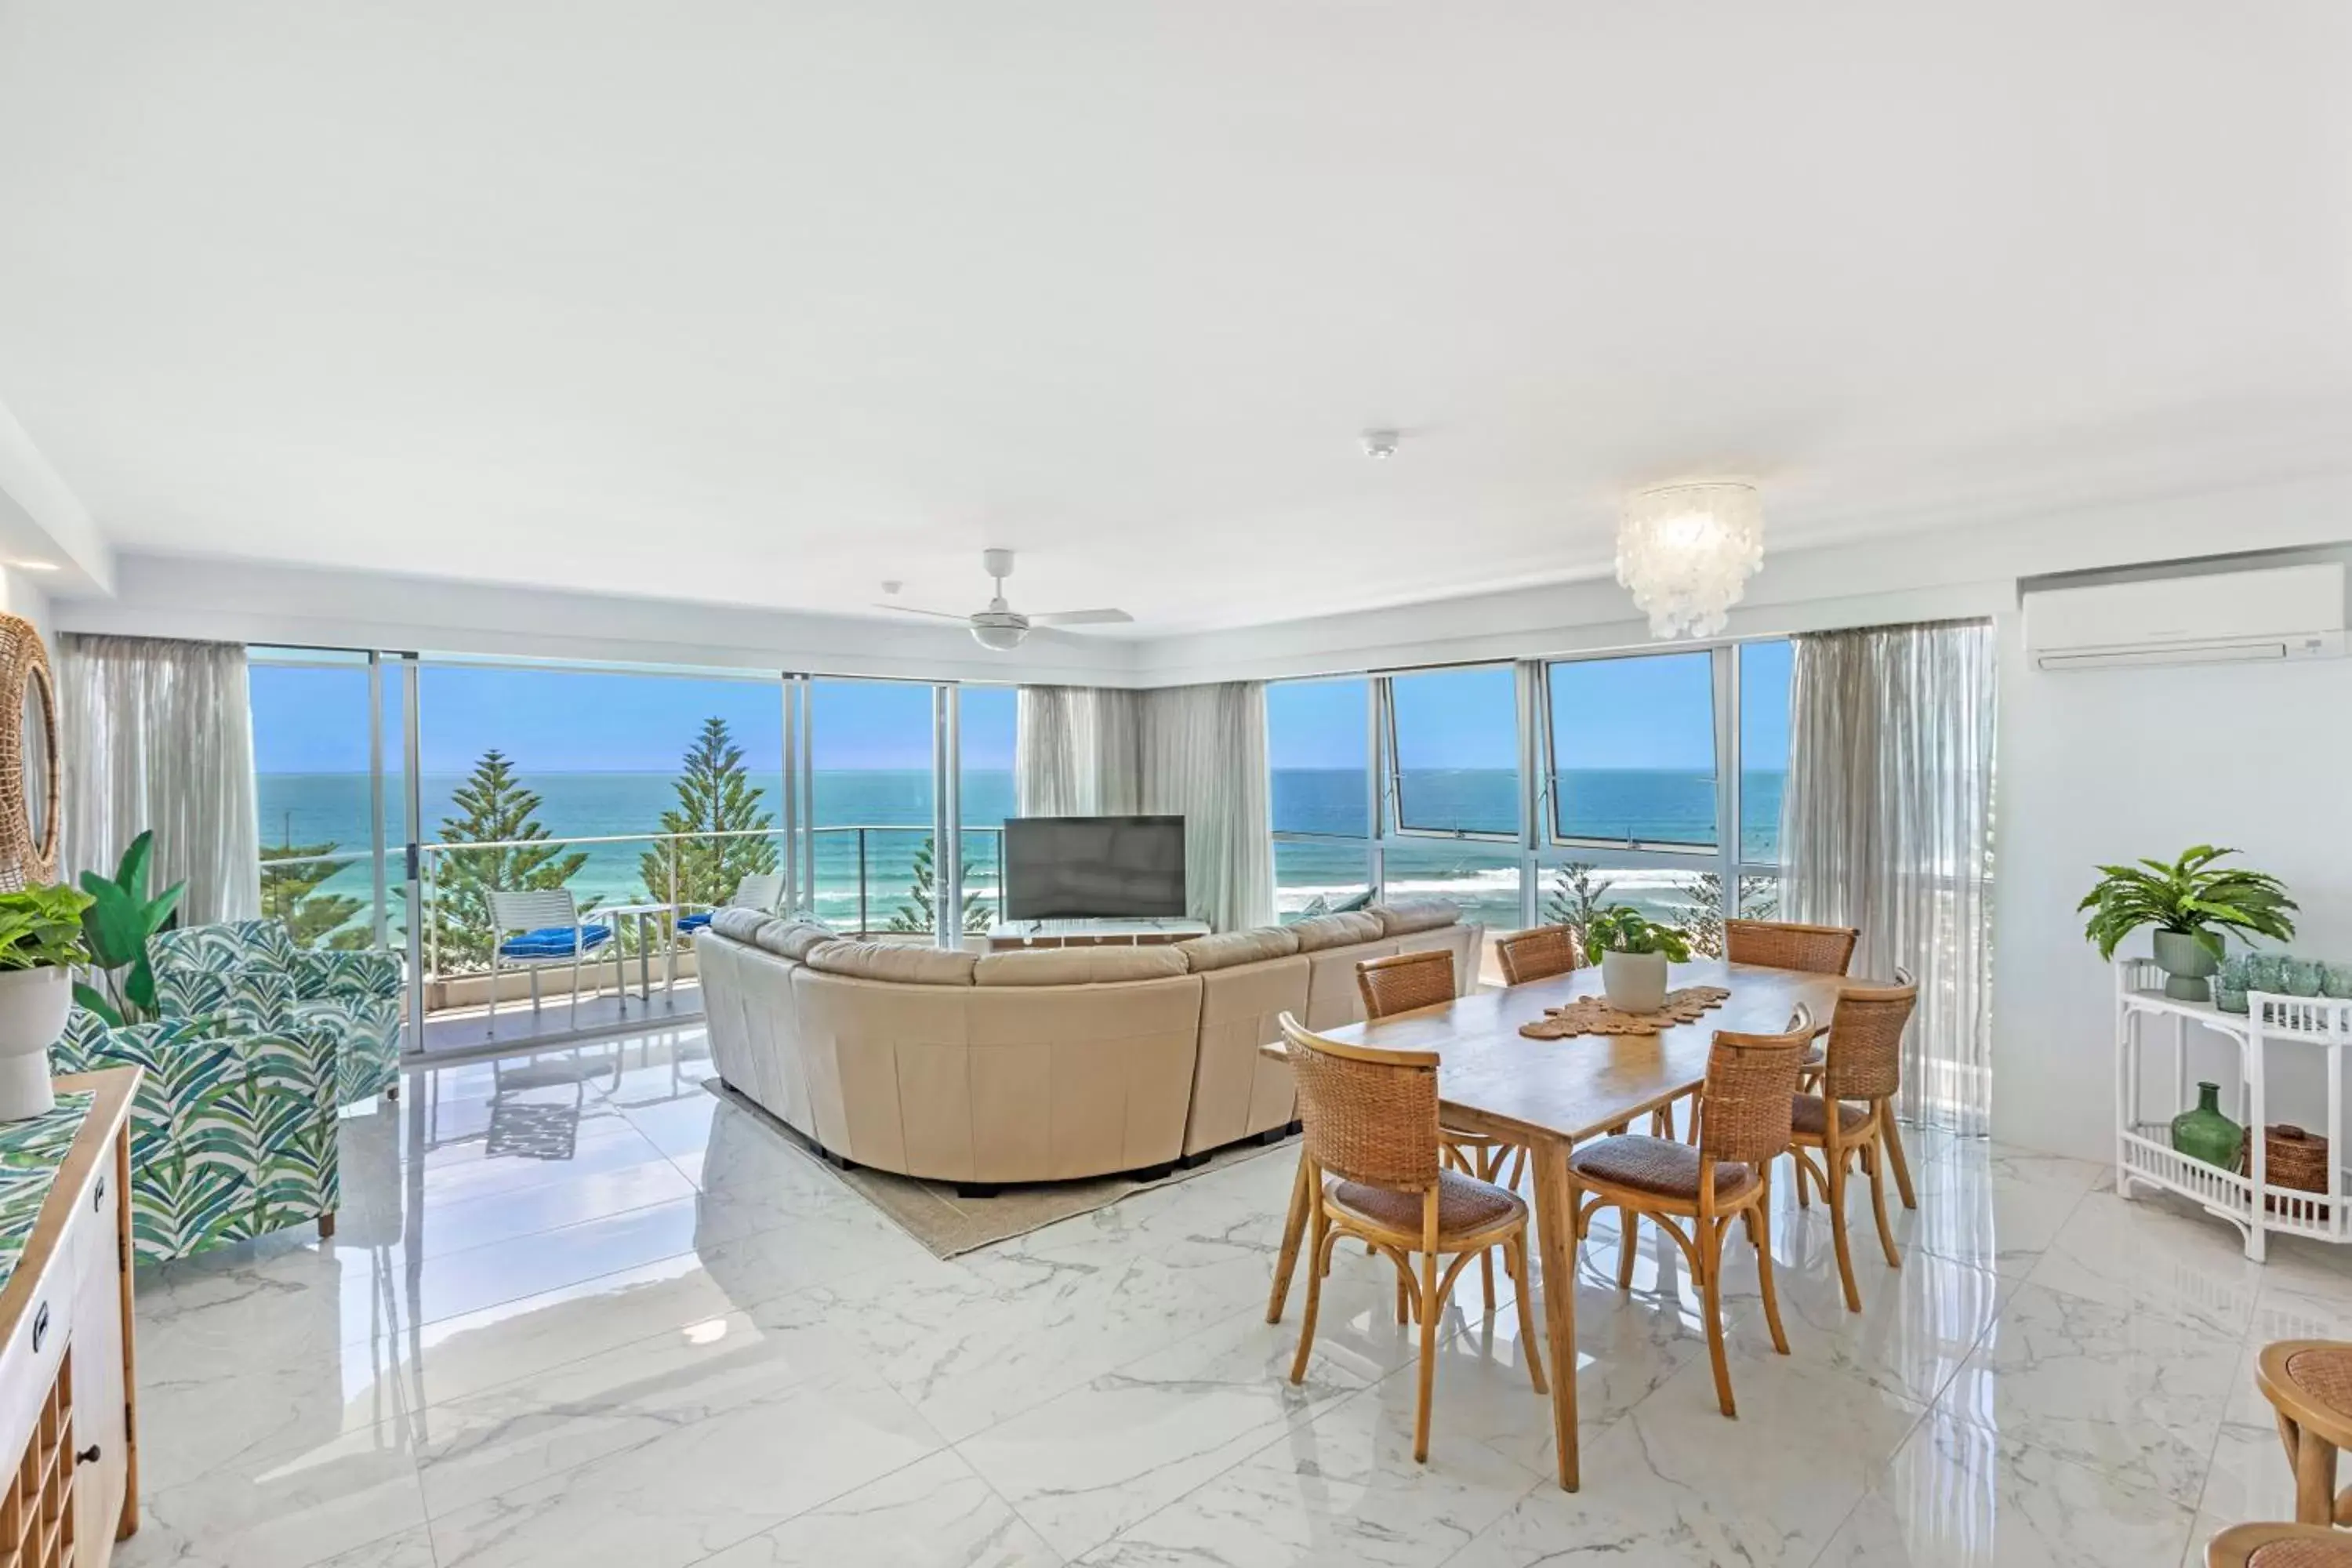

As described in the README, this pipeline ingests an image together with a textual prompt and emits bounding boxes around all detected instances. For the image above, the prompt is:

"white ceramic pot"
[1600,949,1669,1014]
[0,967,69,1121]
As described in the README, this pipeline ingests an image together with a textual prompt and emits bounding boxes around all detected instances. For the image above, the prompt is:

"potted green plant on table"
[1582,906,1693,1014]
[2078,845,2297,1002]
[73,830,186,1028]
[0,884,94,1120]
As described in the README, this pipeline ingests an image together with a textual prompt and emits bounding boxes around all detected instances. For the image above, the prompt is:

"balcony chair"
[676,871,786,935]
[485,889,615,1036]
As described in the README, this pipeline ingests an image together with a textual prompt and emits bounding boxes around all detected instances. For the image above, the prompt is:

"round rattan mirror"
[0,618,58,888]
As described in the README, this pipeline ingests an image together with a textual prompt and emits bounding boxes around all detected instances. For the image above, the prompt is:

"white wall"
[1991,562,2352,1160]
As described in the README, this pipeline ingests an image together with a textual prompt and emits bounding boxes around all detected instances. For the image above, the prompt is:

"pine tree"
[1678,870,1780,958]
[1543,862,1616,946]
[637,717,779,913]
[428,750,591,971]
[260,839,369,950]
[887,835,990,935]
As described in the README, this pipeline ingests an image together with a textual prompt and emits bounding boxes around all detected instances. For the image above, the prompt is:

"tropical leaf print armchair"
[149,920,403,1105]
[51,1009,339,1261]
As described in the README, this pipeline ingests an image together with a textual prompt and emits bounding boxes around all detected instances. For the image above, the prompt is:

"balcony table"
[1261,957,1844,1490]
[596,902,679,1006]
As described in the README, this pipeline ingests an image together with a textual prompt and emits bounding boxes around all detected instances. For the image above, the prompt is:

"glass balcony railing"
[254,824,1007,1014]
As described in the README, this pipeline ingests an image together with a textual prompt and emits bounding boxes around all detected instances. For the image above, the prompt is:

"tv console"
[985,917,1211,953]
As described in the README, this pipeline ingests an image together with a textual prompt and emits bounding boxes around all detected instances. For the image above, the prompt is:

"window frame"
[1265,634,1795,954]
[1377,662,1523,844]
[1536,647,1725,855]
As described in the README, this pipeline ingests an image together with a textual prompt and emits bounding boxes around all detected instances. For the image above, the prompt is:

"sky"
[249,662,1018,775]
[251,645,1789,777]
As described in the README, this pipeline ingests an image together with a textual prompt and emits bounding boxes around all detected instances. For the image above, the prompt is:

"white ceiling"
[2,1,2348,635]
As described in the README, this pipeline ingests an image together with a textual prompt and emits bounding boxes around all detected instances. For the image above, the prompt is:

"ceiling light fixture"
[1360,429,1400,459]
[5,561,58,573]
[1615,481,1765,639]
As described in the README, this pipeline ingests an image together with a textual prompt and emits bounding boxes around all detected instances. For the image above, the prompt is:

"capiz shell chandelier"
[1614,481,1765,639]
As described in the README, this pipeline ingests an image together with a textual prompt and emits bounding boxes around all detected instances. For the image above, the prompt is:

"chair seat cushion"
[1791,1094,1871,1139]
[1568,1134,1758,1203]
[1327,1168,1525,1243]
[498,924,614,959]
[1801,1044,1825,1069]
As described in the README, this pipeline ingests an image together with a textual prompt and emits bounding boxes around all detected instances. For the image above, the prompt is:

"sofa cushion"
[1288,910,1387,952]
[975,946,1192,986]
[1178,926,1301,973]
[753,920,837,962]
[710,907,782,945]
[803,940,979,986]
[1374,899,1461,938]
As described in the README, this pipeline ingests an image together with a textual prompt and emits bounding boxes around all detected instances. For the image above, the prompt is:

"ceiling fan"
[874,549,1134,651]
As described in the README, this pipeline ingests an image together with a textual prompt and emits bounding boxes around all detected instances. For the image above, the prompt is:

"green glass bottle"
[2171,1080,2245,1170]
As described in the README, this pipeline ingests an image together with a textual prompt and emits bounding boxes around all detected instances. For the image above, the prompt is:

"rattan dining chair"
[1566,1006,1813,1418]
[2256,1339,2352,1526]
[1358,949,1524,1305]
[1730,917,1919,1213]
[2205,1523,2352,1567]
[1279,1011,1547,1463]
[1494,924,1580,986]
[1789,971,1915,1312]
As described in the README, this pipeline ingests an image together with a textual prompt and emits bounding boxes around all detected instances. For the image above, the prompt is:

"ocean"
[256,768,1781,945]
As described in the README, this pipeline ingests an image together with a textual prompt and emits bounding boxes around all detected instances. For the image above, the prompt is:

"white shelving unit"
[2114,956,2351,1261]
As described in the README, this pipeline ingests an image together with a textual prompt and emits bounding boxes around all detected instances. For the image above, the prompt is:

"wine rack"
[0,1348,73,1568]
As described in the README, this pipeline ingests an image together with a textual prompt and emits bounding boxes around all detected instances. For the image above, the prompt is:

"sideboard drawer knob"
[31,1302,48,1353]
[74,1445,98,1466]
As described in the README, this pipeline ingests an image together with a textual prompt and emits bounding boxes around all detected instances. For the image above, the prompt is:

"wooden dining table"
[1259,957,1847,1490]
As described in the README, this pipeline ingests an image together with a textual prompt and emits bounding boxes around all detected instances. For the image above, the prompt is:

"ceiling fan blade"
[871,604,971,622]
[1027,608,1134,627]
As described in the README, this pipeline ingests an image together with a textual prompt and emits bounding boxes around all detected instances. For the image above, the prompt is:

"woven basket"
[2244,1123,2332,1219]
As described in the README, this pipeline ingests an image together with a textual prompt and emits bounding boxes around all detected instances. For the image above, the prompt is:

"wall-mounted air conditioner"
[2024,561,2347,672]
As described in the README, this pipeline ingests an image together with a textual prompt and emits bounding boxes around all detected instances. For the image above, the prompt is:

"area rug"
[704,1078,1293,1258]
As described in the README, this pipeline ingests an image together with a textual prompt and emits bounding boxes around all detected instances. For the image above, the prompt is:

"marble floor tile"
[114,1416,431,1568]
[697,1452,1061,1567]
[424,1357,942,1568]
[1447,1344,1929,1568]
[1080,1366,1544,1568]
[1941,1278,2244,1507]
[959,1302,1369,1559]
[1815,1409,2197,1568]
[2025,1188,2266,1337]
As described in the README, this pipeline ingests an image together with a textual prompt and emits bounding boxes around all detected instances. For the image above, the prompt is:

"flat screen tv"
[1001,815,1187,921]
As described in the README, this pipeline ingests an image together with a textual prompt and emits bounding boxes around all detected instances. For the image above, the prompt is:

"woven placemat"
[1518,985,1730,1040]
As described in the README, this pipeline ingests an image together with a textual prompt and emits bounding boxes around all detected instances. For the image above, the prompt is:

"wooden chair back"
[1824,968,1915,1103]
[1356,948,1456,1021]
[1698,1006,1816,1167]
[1495,925,1580,986]
[1279,1012,1443,1192]
[1725,919,1857,975]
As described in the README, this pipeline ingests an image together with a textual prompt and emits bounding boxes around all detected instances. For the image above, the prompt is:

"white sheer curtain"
[1016,686,1142,815]
[1140,683,1274,933]
[59,635,260,924]
[1780,619,1997,1134]
[1017,681,1274,931]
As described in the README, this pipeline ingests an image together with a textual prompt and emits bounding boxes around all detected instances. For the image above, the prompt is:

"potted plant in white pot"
[2078,844,2298,1002]
[1582,906,1693,1014]
[0,884,94,1120]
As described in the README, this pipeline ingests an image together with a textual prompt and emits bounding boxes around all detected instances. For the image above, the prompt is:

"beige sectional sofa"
[695,900,1480,1190]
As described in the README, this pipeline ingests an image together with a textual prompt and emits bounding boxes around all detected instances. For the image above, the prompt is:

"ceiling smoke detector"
[1360,429,1401,459]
